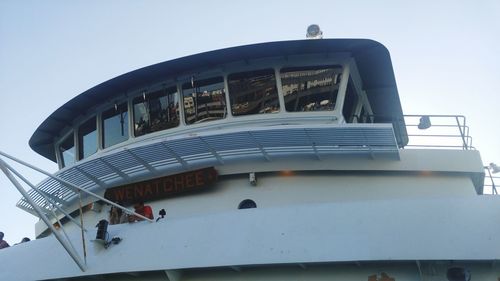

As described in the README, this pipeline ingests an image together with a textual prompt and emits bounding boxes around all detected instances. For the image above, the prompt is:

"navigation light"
[306,24,323,39]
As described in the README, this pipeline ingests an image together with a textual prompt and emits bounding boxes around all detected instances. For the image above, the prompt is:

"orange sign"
[104,167,217,204]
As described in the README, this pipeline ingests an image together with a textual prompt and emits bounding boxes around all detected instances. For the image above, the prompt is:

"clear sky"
[0,0,499,243]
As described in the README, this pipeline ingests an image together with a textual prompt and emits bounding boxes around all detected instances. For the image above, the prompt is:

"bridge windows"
[280,66,342,112]
[59,133,75,168]
[56,60,371,168]
[133,87,179,137]
[102,102,129,148]
[182,77,227,125]
[78,116,97,160]
[228,69,280,116]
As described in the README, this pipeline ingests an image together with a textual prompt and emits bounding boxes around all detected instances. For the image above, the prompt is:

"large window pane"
[182,77,227,124]
[59,133,75,168]
[78,117,97,159]
[228,69,279,116]
[133,87,179,137]
[102,102,129,148]
[280,66,342,112]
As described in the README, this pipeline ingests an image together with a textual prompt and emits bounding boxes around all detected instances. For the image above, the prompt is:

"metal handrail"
[403,114,471,149]
[353,114,473,150]
[0,150,156,271]
[483,166,500,195]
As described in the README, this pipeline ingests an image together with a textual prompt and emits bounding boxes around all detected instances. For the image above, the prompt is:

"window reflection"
[59,133,75,168]
[280,66,342,112]
[133,87,179,137]
[182,77,227,124]
[343,78,359,122]
[78,117,97,160]
[228,69,279,116]
[102,102,129,148]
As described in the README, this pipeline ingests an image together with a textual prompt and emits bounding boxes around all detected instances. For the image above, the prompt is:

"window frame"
[56,130,76,169]
[227,68,281,117]
[101,102,130,149]
[181,76,228,125]
[279,65,344,113]
[132,86,180,138]
[77,115,98,161]
[53,53,364,169]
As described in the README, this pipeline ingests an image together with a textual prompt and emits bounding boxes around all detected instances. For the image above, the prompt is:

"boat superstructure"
[0,38,498,281]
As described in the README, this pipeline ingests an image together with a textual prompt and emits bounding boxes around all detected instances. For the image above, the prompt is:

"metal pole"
[0,158,86,231]
[455,116,468,150]
[0,158,79,250]
[0,158,86,272]
[78,191,87,264]
[486,167,497,195]
[0,150,153,222]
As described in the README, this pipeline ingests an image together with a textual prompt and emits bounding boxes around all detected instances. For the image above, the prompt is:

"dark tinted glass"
[59,133,75,168]
[228,69,279,116]
[182,77,227,124]
[78,117,97,159]
[133,87,179,137]
[343,78,359,122]
[102,102,129,148]
[238,199,257,209]
[280,66,342,112]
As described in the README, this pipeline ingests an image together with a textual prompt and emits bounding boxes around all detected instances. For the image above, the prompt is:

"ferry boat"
[0,27,498,281]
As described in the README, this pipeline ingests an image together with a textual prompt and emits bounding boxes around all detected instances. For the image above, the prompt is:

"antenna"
[306,24,323,39]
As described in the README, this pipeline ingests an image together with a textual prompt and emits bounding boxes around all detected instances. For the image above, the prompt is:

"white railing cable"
[2,159,82,259]
[0,150,153,222]
[0,158,86,231]
[0,157,86,272]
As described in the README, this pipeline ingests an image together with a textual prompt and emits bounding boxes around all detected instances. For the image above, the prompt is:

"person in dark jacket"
[0,232,10,249]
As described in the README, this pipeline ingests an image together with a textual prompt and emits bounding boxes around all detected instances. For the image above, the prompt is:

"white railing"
[402,115,472,150]
[0,150,155,272]
[483,166,500,195]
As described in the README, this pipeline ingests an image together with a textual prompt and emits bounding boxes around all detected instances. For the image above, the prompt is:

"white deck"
[2,195,500,280]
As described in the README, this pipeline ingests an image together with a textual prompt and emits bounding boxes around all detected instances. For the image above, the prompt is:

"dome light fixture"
[418,116,432,129]
[306,24,323,39]
[489,162,500,174]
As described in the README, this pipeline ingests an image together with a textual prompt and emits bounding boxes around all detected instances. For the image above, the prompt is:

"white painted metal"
[0,157,87,272]
[18,124,400,215]
[3,195,500,280]
[0,156,86,230]
[1,41,496,281]
[0,150,153,222]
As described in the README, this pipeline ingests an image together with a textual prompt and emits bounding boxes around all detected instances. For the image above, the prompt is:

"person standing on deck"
[0,232,10,249]
[128,202,154,222]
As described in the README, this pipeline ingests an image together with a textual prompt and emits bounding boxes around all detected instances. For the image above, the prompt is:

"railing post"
[486,167,497,195]
[455,116,468,150]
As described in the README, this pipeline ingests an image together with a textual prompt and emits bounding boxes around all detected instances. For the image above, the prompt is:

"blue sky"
[1,0,499,243]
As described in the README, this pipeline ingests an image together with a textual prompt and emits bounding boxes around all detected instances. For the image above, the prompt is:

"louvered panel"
[129,143,173,164]
[77,159,113,179]
[58,168,90,186]
[251,129,311,147]
[102,151,139,170]
[202,132,253,151]
[167,138,209,157]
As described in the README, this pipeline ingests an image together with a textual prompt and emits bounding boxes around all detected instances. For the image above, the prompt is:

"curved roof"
[29,39,407,162]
